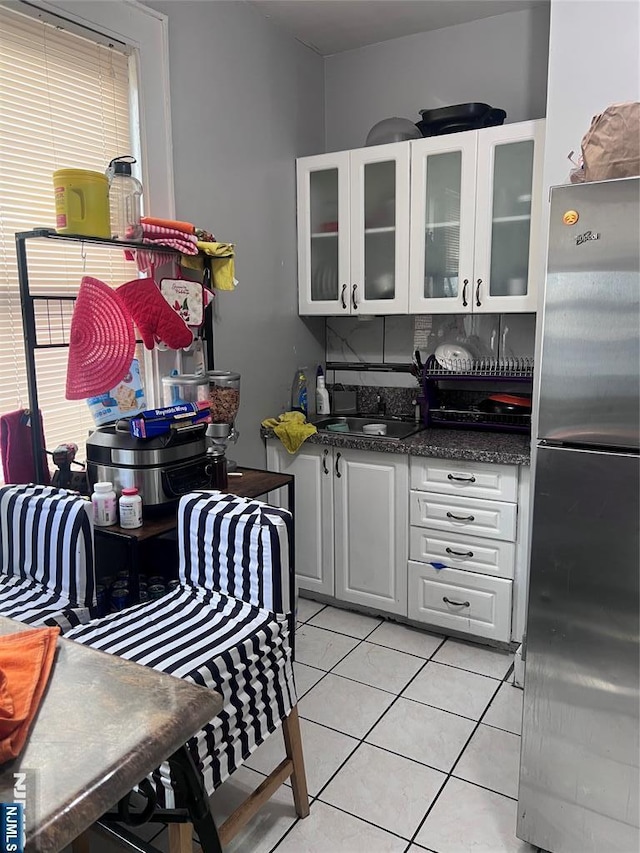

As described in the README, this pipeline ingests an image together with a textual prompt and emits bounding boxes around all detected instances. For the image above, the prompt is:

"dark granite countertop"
[262,426,531,466]
[0,617,222,853]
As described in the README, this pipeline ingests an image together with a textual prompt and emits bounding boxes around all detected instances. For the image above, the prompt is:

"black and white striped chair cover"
[0,484,95,629]
[65,491,298,807]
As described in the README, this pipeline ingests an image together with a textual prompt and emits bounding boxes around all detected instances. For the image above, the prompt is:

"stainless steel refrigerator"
[517,177,639,853]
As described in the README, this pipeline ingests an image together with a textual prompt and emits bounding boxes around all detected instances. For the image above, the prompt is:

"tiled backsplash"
[326,314,536,389]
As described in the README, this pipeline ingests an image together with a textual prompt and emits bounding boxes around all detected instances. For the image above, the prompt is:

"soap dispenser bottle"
[290,367,308,417]
[106,155,143,241]
[315,366,330,415]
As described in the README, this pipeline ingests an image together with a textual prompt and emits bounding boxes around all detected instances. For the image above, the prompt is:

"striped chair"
[0,484,95,629]
[65,491,309,851]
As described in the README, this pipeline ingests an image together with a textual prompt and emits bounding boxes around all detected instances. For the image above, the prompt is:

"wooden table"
[0,616,224,853]
[96,466,295,602]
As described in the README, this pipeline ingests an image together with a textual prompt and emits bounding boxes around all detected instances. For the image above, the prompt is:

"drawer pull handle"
[446,511,475,522]
[446,547,474,558]
[447,474,476,483]
[443,596,470,608]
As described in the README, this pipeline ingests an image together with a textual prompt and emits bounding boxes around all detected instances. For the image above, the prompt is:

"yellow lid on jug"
[53,168,110,238]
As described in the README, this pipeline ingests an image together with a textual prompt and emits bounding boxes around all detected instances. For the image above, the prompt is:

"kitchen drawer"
[410,491,517,542]
[410,457,518,503]
[408,560,512,642]
[409,526,515,579]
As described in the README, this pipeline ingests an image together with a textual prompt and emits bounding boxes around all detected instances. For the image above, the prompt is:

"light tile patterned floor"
[78,599,539,853]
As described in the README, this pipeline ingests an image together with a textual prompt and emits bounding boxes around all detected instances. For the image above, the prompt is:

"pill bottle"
[92,481,117,527]
[119,486,143,529]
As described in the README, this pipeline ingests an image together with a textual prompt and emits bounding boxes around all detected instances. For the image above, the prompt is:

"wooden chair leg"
[168,821,193,853]
[71,831,91,853]
[282,706,310,818]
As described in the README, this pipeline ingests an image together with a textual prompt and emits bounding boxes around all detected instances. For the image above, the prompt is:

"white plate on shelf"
[435,343,474,372]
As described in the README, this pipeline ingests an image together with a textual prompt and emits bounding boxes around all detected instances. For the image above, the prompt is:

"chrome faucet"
[376,394,386,417]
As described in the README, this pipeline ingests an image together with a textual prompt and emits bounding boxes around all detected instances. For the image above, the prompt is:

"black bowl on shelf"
[416,103,507,137]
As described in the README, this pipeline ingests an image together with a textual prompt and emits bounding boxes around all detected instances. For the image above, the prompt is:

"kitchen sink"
[313,416,424,441]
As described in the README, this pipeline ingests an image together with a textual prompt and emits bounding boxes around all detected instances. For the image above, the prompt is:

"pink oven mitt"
[117,277,193,350]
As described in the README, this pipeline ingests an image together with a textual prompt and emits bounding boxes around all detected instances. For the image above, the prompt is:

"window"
[0,2,139,467]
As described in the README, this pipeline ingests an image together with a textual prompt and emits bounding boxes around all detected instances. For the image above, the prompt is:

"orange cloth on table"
[141,216,195,235]
[0,626,60,764]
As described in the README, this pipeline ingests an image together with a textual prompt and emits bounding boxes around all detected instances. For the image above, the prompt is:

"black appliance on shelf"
[420,354,533,434]
[416,103,506,137]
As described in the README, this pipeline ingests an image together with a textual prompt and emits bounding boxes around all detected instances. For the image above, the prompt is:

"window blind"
[0,3,138,473]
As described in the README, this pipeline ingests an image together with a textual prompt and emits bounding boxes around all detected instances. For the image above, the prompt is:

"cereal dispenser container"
[205,371,241,474]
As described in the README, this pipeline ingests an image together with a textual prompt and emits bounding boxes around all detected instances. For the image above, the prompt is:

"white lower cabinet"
[409,527,515,579]
[266,443,334,596]
[334,448,408,615]
[407,561,512,642]
[266,441,527,645]
[408,456,519,642]
[266,442,408,614]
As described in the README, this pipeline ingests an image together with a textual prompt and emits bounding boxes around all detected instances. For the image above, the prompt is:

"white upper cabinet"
[409,130,478,314]
[472,121,544,313]
[297,143,410,315]
[297,151,350,316]
[298,120,544,317]
[349,144,410,315]
[408,120,545,315]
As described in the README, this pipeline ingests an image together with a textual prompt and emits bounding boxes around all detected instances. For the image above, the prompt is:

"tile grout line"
[307,634,448,809]
[407,675,505,848]
[267,793,320,853]
[291,623,517,849]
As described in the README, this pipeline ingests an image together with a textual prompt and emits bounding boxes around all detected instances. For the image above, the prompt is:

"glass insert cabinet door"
[349,143,410,314]
[297,151,350,315]
[409,133,477,313]
[488,140,534,298]
[473,121,544,313]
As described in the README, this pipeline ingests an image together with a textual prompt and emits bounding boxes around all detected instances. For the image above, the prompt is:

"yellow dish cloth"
[261,411,317,454]
[197,241,236,291]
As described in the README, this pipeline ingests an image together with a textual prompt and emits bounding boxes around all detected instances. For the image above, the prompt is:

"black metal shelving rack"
[15,228,213,482]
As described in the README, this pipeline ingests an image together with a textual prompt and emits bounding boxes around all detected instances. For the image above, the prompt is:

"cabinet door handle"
[322,449,329,474]
[335,451,342,477]
[351,284,358,310]
[462,279,469,307]
[446,547,474,558]
[340,284,347,310]
[446,511,475,522]
[443,596,470,608]
[475,278,482,307]
[447,473,476,483]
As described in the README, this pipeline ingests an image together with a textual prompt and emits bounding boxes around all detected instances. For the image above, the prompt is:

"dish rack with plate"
[420,354,534,434]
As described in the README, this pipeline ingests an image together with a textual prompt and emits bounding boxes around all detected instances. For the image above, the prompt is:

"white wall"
[148,0,325,467]
[324,6,550,152]
[542,0,640,191]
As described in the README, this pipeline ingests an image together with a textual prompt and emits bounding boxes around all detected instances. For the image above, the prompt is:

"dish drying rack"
[421,354,534,434]
[423,354,534,379]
